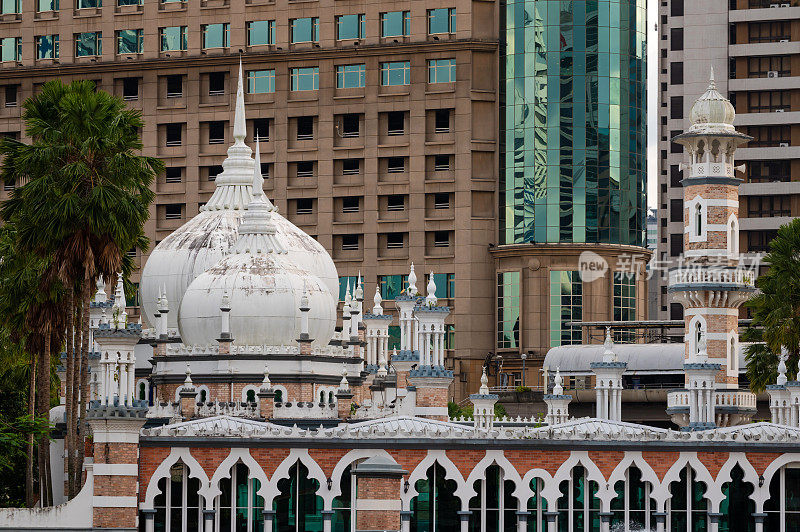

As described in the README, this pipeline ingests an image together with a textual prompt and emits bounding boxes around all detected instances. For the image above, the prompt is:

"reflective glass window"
[336,64,365,88]
[37,0,57,10]
[290,67,319,91]
[117,29,143,54]
[35,35,59,59]
[247,70,275,94]
[0,37,21,61]
[290,17,319,43]
[381,11,410,37]
[380,61,410,86]
[77,0,99,8]
[160,26,187,51]
[549,271,582,347]
[202,23,229,49]
[497,271,520,349]
[1,0,20,14]
[428,59,456,83]
[247,20,275,46]
[75,32,101,57]
[427,8,456,34]
[613,272,636,342]
[337,14,364,40]
[379,275,408,300]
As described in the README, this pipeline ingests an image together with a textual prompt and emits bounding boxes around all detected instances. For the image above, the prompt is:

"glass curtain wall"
[500,0,646,246]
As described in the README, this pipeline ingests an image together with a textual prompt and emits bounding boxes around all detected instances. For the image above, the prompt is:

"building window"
[273,462,323,532]
[202,23,229,49]
[557,466,601,528]
[208,72,225,96]
[296,116,313,140]
[296,198,313,215]
[153,463,202,532]
[550,271,582,347]
[381,11,410,37]
[247,70,275,94]
[613,272,636,343]
[160,26,187,51]
[670,0,683,16]
[296,161,314,178]
[433,231,450,248]
[336,64,366,88]
[341,196,360,213]
[497,271,520,349]
[467,465,516,531]
[381,61,411,86]
[670,199,683,223]
[165,168,182,184]
[336,14,364,40]
[746,125,790,147]
[433,155,451,171]
[379,275,408,300]
[670,96,683,119]
[35,35,58,59]
[434,193,450,209]
[386,233,404,249]
[166,75,182,97]
[75,32,101,57]
[164,204,183,220]
[748,56,791,78]
[247,20,275,46]
[117,29,143,54]
[206,165,223,181]
[253,119,269,141]
[670,28,683,51]
[76,0,99,7]
[388,325,400,350]
[747,91,791,113]
[424,273,454,299]
[165,123,182,146]
[387,111,405,135]
[428,8,456,34]
[668,465,707,530]
[338,276,359,300]
[386,194,405,211]
[428,59,456,83]
[670,165,682,188]
[340,114,359,137]
[290,67,319,91]
[445,324,455,350]
[748,161,790,183]
[37,0,57,11]
[670,130,683,154]
[1,0,20,13]
[747,230,777,252]
[435,109,450,132]
[670,62,683,85]
[387,157,405,173]
[290,17,319,43]
[122,78,138,100]
[670,233,684,257]
[749,21,790,43]
[208,122,225,144]
[764,467,800,529]
[341,159,360,175]
[748,196,791,218]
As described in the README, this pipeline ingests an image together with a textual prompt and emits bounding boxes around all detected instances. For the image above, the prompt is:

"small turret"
[425,271,437,307]
[470,368,498,431]
[372,286,383,315]
[543,367,572,425]
[407,263,418,297]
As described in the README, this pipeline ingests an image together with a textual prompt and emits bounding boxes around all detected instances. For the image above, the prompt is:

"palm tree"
[744,218,800,392]
[0,79,160,499]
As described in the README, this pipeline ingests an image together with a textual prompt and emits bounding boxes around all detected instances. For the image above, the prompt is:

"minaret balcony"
[668,266,756,291]
[667,388,757,428]
[686,161,737,180]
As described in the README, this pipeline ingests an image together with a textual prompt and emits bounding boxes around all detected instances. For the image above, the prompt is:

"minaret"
[363,286,392,372]
[668,70,757,429]
[590,327,626,422]
[543,368,571,425]
[469,368,499,431]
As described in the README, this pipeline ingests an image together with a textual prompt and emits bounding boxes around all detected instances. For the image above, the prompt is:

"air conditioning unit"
[781,3,790,6]
[777,108,785,112]
[780,39,789,43]
[768,71,779,78]
[770,3,780,7]
[780,142,789,147]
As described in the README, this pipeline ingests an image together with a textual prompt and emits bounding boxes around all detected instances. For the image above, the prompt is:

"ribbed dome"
[689,69,736,132]
[139,61,338,330]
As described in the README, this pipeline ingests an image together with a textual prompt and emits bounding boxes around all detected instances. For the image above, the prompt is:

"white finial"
[355,273,363,300]
[553,367,563,396]
[425,271,437,306]
[113,273,127,328]
[778,348,788,387]
[261,364,271,390]
[372,286,383,315]
[300,283,310,310]
[184,363,193,386]
[602,326,616,363]
[377,352,387,378]
[233,56,246,142]
[159,284,169,313]
[253,137,264,197]
[479,367,489,395]
[221,290,231,310]
[339,365,350,391]
[94,277,107,303]
[709,66,716,90]
[697,334,708,362]
[343,280,352,312]
[407,263,418,296]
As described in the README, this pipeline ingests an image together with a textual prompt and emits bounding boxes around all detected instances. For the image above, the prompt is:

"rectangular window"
[428,59,456,83]
[445,324,455,350]
[35,35,58,59]
[670,28,683,51]
[428,8,456,34]
[670,0,683,16]
[1,0,20,14]
[336,14,364,40]
[379,274,408,300]
[296,116,313,140]
[670,62,683,85]
[207,165,223,181]
[247,20,275,46]
[433,155,451,171]
[0,37,21,62]
[386,195,405,211]
[290,17,319,43]
[253,119,269,141]
[747,91,791,113]
[381,61,410,86]
[160,26,187,51]
[75,32,101,57]
[336,64,366,88]
[670,199,683,223]
[296,161,314,178]
[122,77,139,100]
[387,157,405,173]
[208,121,225,144]
[202,23,229,49]
[748,161,790,183]
[37,0,57,10]
[340,276,362,299]
[166,75,182,97]
[497,271,520,349]
[381,11,410,37]
[425,273,454,299]
[341,114,359,137]
[746,125,791,147]
[117,29,143,54]
[386,233,404,249]
[613,272,636,343]
[164,204,183,220]
[342,159,360,175]
[208,72,225,95]
[747,195,791,218]
[341,196,360,213]
[670,96,683,119]
[749,21,791,43]
[117,0,141,5]
[550,271,582,347]
[435,109,450,132]
[748,56,791,78]
[290,67,319,91]
[165,123,182,146]
[296,198,313,215]
[670,233,683,257]
[670,165,682,188]
[434,192,450,209]
[747,230,777,253]
[247,70,275,94]
[433,231,450,247]
[77,0,99,8]
[165,167,182,183]
[387,111,405,135]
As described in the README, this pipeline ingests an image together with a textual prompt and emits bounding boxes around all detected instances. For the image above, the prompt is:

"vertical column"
[353,456,406,532]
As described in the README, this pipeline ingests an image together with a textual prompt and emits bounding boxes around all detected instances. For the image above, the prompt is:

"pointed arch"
[753,453,800,513]
[654,453,719,511]
[325,449,393,508]
[142,447,211,510]
[465,450,525,510]
[552,451,611,510]
[207,448,270,506]
[262,449,327,507]
[402,450,468,511]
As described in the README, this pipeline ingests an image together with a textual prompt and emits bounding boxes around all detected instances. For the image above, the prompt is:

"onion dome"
[178,141,337,347]
[139,60,338,330]
[688,68,736,133]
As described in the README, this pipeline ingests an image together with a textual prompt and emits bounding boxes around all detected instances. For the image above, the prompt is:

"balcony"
[734,110,800,126]
[668,267,757,288]
[667,389,757,427]
[729,41,800,56]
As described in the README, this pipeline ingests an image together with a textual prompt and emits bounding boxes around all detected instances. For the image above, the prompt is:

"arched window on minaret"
[729,337,738,375]
[728,216,739,257]
[695,204,703,237]
[695,322,703,356]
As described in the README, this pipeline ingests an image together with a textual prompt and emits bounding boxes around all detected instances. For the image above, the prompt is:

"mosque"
[2,67,800,532]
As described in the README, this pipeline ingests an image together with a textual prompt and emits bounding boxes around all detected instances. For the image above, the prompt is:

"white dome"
[689,69,736,133]
[178,254,336,347]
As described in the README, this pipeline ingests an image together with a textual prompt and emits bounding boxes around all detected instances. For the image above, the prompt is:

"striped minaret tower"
[667,70,757,429]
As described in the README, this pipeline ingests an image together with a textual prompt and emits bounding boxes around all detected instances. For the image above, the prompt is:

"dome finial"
[708,66,716,90]
[778,347,789,386]
[553,367,563,395]
[233,55,246,143]
[252,138,276,212]
[479,367,489,394]
[372,285,383,315]
[425,271,437,306]
[407,263,418,296]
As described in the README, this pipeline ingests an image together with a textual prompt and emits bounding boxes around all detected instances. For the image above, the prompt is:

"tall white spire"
[407,263,418,296]
[252,139,276,211]
[233,56,246,142]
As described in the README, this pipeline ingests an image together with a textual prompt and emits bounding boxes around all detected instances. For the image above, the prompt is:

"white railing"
[272,401,338,419]
[669,267,756,288]
[667,390,690,408]
[667,389,756,409]
[197,401,260,419]
[146,402,181,419]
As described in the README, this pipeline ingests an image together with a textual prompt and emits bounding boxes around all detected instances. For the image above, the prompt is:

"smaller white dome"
[689,69,736,132]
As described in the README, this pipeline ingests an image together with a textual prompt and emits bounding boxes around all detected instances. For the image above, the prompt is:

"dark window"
[434,193,450,209]
[670,131,683,154]
[259,163,270,179]
[208,165,224,181]
[669,303,684,320]
[433,155,451,171]
[387,195,405,211]
[297,116,314,140]
[670,28,683,51]
[253,118,269,141]
[670,233,683,257]
[166,75,183,97]
[748,56,791,78]
[341,234,359,250]
[208,121,225,144]
[386,233,404,248]
[208,72,225,95]
[435,109,450,132]
[670,0,683,16]
[341,114,359,137]
[434,231,450,247]
[165,204,183,220]
[296,161,314,178]
[387,157,405,173]
[342,196,360,213]
[122,78,139,100]
[670,62,683,85]
[342,159,360,175]
[749,161,790,183]
[748,196,791,217]
[746,125,790,147]
[747,91,791,113]
[747,230,777,252]
[670,165,682,187]
[165,167,182,183]
[749,21,791,43]
[296,198,313,214]
[4,86,17,107]
[670,96,683,119]
[387,111,404,135]
[670,199,683,223]
[165,123,182,146]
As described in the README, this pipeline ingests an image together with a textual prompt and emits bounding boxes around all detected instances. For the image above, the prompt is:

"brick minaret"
[353,455,407,532]
[669,70,757,429]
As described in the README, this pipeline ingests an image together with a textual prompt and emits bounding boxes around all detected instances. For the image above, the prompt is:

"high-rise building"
[0,0,647,395]
[655,0,800,320]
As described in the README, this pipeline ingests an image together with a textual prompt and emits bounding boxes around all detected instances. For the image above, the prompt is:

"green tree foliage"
[744,218,800,392]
